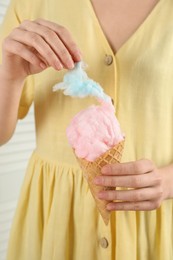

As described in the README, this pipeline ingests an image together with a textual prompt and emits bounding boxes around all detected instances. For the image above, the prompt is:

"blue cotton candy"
[53,61,111,102]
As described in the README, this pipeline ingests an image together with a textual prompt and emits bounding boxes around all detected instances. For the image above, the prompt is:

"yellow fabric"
[1,0,173,259]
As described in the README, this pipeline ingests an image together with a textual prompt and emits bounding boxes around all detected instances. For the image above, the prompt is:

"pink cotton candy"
[66,100,124,161]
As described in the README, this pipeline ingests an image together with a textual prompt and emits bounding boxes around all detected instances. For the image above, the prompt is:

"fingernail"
[75,52,82,61]
[40,62,47,69]
[59,62,63,69]
[67,59,74,69]
[55,61,63,70]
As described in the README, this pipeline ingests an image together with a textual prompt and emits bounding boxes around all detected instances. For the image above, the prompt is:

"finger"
[35,50,49,67]
[98,186,163,202]
[10,27,63,70]
[101,159,155,176]
[20,20,75,69]
[4,38,46,69]
[106,200,162,211]
[35,19,82,62]
[94,172,161,188]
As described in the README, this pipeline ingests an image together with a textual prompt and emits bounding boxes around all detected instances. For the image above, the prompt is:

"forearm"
[0,66,25,145]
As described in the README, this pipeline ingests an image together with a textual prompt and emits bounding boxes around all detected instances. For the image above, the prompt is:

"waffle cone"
[76,140,125,225]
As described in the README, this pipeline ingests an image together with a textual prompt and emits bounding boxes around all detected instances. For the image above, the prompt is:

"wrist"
[0,65,26,86]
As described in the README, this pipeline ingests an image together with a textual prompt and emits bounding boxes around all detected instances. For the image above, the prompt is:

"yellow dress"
[1,0,173,259]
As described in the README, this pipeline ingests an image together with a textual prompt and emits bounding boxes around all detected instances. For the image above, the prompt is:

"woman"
[0,0,173,259]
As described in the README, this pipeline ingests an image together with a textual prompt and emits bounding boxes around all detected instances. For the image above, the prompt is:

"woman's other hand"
[1,19,82,80]
[94,159,172,211]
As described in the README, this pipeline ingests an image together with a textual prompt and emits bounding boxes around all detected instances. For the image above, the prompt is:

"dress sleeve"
[0,0,34,119]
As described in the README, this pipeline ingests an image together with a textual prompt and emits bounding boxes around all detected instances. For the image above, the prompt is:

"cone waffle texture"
[76,140,125,225]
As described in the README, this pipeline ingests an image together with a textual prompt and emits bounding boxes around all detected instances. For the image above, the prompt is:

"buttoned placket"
[104,52,117,108]
[96,53,117,260]
[97,215,113,260]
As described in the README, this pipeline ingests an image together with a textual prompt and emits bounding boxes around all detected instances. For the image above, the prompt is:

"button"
[100,237,109,248]
[105,55,113,65]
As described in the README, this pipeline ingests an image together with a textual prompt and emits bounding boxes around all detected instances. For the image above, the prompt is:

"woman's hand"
[1,19,82,80]
[94,159,172,211]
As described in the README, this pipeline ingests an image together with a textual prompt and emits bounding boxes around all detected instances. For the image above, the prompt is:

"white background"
[0,1,36,259]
